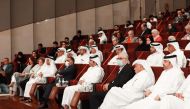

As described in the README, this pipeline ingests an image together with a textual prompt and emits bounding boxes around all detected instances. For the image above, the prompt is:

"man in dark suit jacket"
[89,53,135,109]
[140,23,151,38]
[0,58,13,93]
[38,57,76,109]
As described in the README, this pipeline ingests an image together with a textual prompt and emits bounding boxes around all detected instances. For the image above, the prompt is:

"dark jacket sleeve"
[5,64,13,75]
[58,65,76,81]
[108,65,135,90]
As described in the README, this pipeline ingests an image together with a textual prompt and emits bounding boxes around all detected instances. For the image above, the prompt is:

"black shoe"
[38,103,48,109]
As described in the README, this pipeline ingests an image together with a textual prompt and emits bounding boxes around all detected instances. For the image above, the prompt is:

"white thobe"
[99,70,155,109]
[24,65,56,98]
[98,51,103,62]
[160,75,190,109]
[108,55,118,65]
[170,50,187,68]
[122,67,185,109]
[61,66,104,108]
[10,65,33,92]
[185,42,190,50]
[75,54,89,64]
[146,52,164,67]
[55,55,67,64]
[99,35,107,44]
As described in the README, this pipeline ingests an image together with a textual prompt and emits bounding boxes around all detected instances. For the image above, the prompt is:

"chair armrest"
[94,83,104,92]
[69,80,78,85]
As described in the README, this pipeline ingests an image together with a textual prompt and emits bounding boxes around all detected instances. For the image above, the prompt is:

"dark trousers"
[19,78,29,93]
[89,91,108,109]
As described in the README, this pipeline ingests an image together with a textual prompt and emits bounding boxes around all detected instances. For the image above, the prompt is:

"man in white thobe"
[24,58,57,99]
[55,48,67,64]
[66,49,77,60]
[75,46,90,64]
[159,74,190,109]
[99,59,155,109]
[122,54,185,109]
[61,55,104,109]
[90,45,103,62]
[167,41,187,68]
[98,31,107,44]
[146,42,164,67]
[108,44,129,65]
[185,42,190,50]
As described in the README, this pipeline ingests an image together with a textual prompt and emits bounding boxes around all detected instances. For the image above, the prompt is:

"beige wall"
[0,0,188,61]
[11,24,34,58]
[34,19,55,49]
[56,13,77,42]
[0,30,11,60]
[77,9,96,34]
[113,1,130,25]
[96,4,114,29]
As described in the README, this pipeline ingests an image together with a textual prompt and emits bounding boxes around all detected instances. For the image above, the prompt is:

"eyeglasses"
[117,57,126,60]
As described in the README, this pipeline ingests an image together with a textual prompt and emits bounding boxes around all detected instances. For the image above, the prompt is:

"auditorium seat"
[70,65,119,109]
[136,51,150,59]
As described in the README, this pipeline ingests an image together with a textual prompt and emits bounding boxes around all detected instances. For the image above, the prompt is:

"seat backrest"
[136,51,150,59]
[151,67,164,81]
[103,52,115,65]
[181,68,190,78]
[103,65,119,83]
[74,64,89,80]
[101,65,117,82]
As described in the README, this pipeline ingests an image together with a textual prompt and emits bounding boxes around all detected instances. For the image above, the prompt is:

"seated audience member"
[174,10,184,23]
[108,45,128,65]
[0,58,13,94]
[164,36,176,51]
[167,23,177,35]
[140,23,151,38]
[19,58,45,98]
[37,43,46,55]
[98,31,107,44]
[167,41,187,68]
[89,53,135,109]
[55,48,67,64]
[122,55,185,109]
[88,39,96,48]
[151,29,163,42]
[142,18,152,29]
[112,25,120,35]
[38,57,76,108]
[146,43,164,67]
[48,41,59,59]
[181,25,190,40]
[72,30,83,42]
[123,30,138,43]
[75,46,90,64]
[61,41,71,50]
[146,36,154,45]
[125,20,133,28]
[114,32,125,43]
[110,37,119,52]
[9,57,35,96]
[135,37,150,51]
[61,55,104,109]
[31,51,40,64]
[99,59,155,109]
[181,8,190,19]
[64,37,71,46]
[185,41,190,50]
[23,58,57,102]
[66,49,77,59]
[90,45,103,62]
[160,74,190,109]
[14,51,27,72]
[149,15,158,22]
